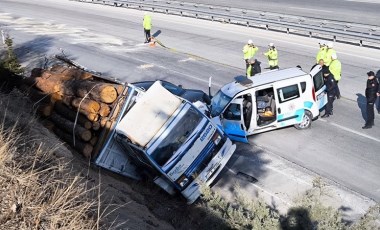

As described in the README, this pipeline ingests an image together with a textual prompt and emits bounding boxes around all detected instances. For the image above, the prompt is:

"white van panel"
[116,82,182,147]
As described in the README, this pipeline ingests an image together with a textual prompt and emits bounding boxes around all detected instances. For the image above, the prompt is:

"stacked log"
[21,65,125,158]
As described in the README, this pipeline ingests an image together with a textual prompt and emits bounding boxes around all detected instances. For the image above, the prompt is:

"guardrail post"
[359,40,363,46]
[165,9,168,14]
[211,16,214,21]
[266,24,269,30]
[180,11,183,16]
[309,31,312,38]
[228,18,231,24]
[246,21,249,27]
[287,28,289,34]
[196,13,198,19]
[333,35,336,42]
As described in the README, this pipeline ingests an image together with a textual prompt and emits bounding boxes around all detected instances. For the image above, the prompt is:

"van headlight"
[177,175,189,187]
[212,132,222,145]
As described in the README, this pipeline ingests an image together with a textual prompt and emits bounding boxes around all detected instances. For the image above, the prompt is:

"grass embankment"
[0,90,115,229]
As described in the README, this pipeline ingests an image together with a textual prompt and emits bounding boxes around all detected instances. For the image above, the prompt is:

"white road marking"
[178,57,196,62]
[319,119,380,143]
[138,64,154,69]
[289,7,333,13]
[345,0,380,3]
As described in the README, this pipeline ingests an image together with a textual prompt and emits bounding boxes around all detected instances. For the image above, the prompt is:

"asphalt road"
[181,0,380,26]
[1,0,379,214]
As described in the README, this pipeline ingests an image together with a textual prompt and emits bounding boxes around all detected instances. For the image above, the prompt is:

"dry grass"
[0,90,115,229]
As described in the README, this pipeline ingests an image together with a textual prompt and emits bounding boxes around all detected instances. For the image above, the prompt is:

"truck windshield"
[210,90,232,117]
[150,106,203,167]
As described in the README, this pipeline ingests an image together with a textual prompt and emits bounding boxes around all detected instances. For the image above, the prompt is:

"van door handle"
[241,124,244,130]
[277,108,281,114]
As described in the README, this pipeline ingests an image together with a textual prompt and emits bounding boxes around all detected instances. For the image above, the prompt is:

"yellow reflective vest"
[264,48,278,67]
[329,59,342,81]
[143,15,152,30]
[324,48,336,66]
[316,47,327,63]
[243,45,258,60]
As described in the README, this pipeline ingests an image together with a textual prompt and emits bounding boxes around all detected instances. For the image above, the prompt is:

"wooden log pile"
[21,65,126,158]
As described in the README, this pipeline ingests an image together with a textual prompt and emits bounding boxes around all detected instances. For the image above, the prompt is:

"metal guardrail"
[76,0,380,47]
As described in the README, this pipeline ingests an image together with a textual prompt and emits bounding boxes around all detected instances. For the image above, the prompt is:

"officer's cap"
[367,71,375,76]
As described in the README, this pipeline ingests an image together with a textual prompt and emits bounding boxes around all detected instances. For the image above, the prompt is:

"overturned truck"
[24,63,236,203]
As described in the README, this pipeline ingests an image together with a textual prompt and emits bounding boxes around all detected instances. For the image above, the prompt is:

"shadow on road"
[356,93,367,122]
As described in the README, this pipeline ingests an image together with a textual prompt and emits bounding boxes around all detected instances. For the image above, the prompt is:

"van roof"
[221,67,308,97]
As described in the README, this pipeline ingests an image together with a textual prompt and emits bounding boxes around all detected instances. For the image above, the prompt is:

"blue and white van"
[210,66,327,142]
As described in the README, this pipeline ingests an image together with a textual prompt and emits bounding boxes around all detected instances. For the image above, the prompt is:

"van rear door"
[310,65,327,110]
[221,98,248,143]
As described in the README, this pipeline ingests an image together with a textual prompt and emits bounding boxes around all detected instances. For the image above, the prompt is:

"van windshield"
[210,90,232,117]
[150,106,203,167]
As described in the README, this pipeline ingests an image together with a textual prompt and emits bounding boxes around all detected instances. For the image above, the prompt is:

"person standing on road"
[246,58,261,77]
[143,12,152,43]
[243,40,259,73]
[376,70,380,114]
[321,69,337,118]
[264,43,279,70]
[329,53,342,99]
[324,42,336,67]
[362,71,380,129]
[316,41,327,64]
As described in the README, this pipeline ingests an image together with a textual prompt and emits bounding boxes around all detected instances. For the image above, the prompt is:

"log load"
[54,102,92,129]
[22,64,126,159]
[53,127,93,158]
[50,112,92,142]
[73,80,118,103]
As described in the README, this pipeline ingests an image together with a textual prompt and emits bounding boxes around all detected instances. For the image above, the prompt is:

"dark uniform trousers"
[324,75,337,115]
[365,77,379,125]
[366,102,375,126]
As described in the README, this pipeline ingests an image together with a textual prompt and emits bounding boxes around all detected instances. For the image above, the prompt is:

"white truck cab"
[210,66,327,142]
[95,81,236,203]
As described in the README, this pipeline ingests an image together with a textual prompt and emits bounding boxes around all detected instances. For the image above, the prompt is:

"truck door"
[274,81,304,128]
[310,65,327,110]
[221,98,248,143]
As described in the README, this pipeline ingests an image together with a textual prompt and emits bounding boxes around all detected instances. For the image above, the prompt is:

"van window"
[313,70,324,91]
[300,82,306,93]
[277,84,300,103]
[224,104,241,120]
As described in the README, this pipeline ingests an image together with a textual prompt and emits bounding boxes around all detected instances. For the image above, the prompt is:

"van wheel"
[295,110,312,130]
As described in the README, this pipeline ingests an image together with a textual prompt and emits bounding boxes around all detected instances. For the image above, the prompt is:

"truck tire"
[294,110,312,130]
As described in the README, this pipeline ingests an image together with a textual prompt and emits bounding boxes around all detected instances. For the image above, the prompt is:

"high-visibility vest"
[243,45,258,60]
[143,15,152,30]
[264,48,278,67]
[329,59,342,81]
[316,47,327,63]
[324,48,336,66]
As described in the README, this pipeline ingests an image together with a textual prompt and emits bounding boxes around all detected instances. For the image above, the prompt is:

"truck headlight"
[177,175,189,187]
[212,132,222,145]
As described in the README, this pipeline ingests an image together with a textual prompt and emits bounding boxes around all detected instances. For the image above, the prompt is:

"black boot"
[362,123,372,129]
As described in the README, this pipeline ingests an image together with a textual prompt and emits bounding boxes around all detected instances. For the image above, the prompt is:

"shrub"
[0,33,25,75]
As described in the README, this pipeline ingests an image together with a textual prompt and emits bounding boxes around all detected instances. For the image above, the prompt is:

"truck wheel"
[295,110,312,130]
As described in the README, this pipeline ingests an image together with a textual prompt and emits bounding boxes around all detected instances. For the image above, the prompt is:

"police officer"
[264,43,279,69]
[246,58,261,77]
[329,53,342,99]
[324,42,336,67]
[362,71,380,129]
[143,12,152,43]
[243,40,259,72]
[316,41,326,64]
[321,69,337,118]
